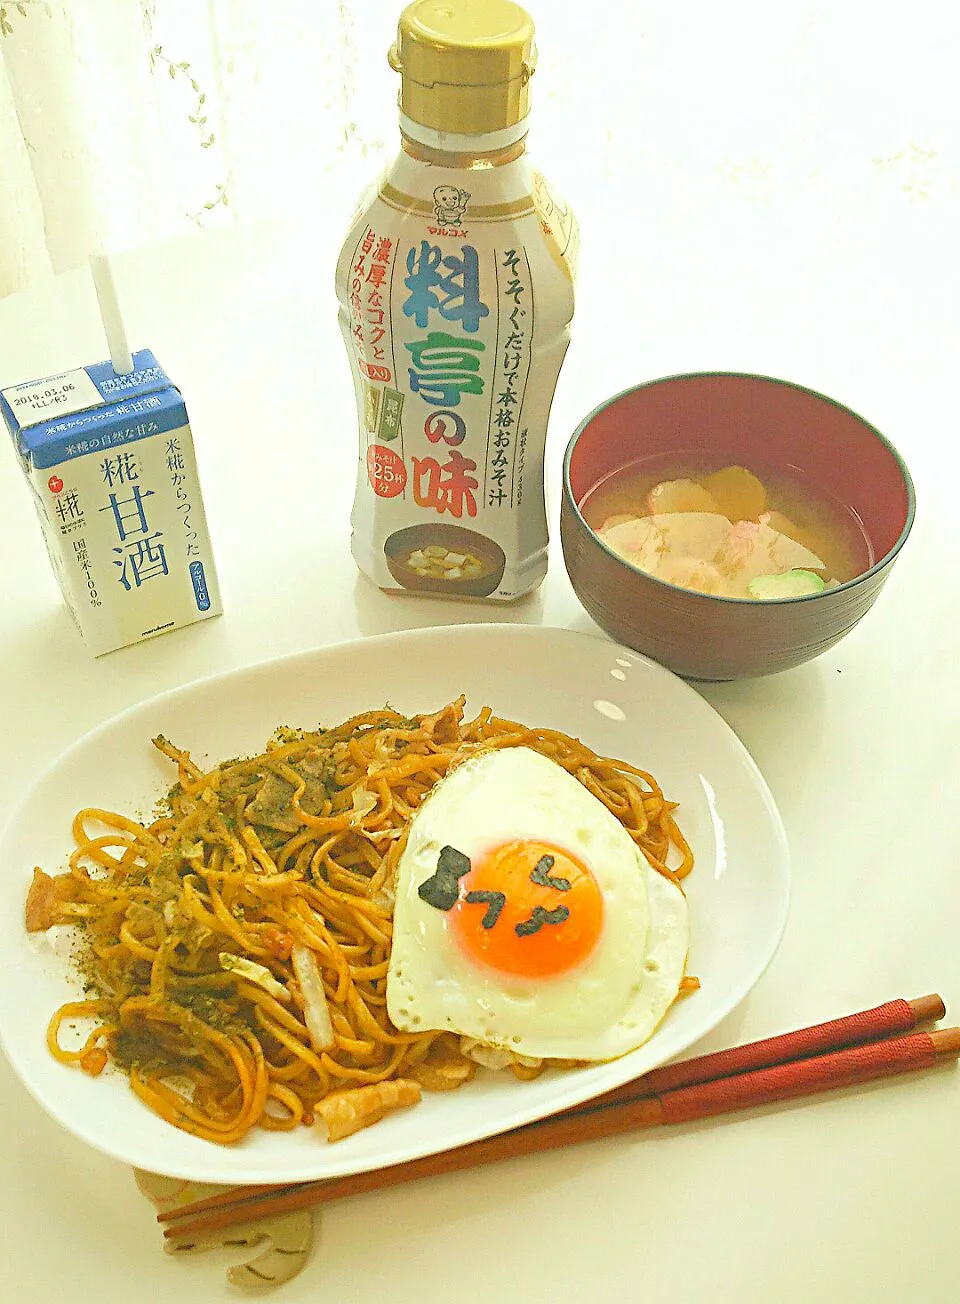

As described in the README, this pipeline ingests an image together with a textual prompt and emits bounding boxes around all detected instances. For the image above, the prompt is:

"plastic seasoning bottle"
[335,0,577,601]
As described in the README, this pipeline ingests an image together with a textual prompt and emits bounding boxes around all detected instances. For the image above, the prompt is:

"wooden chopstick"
[159,994,952,1241]
[158,992,943,1227]
[163,1027,960,1241]
[552,992,946,1114]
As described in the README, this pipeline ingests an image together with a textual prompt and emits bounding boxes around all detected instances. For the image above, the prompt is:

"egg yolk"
[449,840,603,979]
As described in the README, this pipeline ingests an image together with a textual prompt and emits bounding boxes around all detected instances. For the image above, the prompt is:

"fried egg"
[386,746,689,1062]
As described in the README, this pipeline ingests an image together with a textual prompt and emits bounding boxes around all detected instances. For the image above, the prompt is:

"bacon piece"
[80,1047,108,1076]
[24,867,74,932]
[419,696,465,745]
[315,1079,421,1142]
[262,927,295,961]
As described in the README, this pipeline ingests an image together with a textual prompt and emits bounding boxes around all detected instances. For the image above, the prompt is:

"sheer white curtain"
[0,0,397,296]
[1,1,958,299]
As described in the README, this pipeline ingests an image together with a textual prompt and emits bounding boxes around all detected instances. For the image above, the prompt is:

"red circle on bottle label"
[48,475,64,493]
[366,445,407,498]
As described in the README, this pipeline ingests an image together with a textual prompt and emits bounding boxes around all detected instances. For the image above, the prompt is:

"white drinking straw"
[90,254,134,375]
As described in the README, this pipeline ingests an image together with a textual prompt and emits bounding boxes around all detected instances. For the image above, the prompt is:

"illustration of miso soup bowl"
[560,372,916,681]
[384,523,507,598]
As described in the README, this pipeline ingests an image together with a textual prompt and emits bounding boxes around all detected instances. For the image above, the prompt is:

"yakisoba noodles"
[25,697,695,1145]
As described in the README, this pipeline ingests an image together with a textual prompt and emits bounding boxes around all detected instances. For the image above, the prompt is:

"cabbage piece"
[291,944,335,1052]
[219,952,291,1001]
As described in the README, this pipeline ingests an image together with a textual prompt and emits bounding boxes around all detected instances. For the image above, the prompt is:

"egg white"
[386,746,689,1061]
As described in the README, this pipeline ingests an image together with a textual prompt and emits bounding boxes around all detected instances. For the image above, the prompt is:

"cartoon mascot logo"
[433,185,470,226]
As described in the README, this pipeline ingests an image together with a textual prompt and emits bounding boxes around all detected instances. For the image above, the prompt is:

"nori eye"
[437,845,471,878]
[417,844,472,911]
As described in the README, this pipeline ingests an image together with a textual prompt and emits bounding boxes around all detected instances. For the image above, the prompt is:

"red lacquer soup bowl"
[560,373,915,680]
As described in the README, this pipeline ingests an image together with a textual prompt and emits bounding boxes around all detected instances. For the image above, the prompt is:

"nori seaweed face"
[417,845,472,911]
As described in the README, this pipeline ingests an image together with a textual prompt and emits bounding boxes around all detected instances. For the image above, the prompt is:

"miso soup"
[580,455,872,599]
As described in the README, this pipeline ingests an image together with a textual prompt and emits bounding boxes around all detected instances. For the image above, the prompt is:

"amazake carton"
[2,350,221,654]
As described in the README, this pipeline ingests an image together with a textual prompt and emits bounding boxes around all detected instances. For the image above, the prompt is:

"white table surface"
[1,161,959,1303]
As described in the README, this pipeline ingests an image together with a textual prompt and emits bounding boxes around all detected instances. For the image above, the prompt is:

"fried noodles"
[25,697,694,1144]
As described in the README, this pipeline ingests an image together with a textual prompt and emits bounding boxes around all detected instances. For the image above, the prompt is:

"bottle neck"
[398,113,529,170]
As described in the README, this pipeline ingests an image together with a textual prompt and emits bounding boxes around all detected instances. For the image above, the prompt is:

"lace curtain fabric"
[1,1,958,299]
[0,0,394,296]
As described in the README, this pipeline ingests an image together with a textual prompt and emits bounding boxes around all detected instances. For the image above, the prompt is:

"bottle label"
[339,163,576,602]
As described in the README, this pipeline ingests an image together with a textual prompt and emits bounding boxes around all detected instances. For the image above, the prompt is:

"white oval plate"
[0,625,789,1184]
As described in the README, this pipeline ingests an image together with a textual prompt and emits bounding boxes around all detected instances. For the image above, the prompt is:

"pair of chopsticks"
[160,993,957,1242]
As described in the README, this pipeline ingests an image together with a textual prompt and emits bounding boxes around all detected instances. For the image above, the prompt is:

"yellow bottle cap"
[389,0,537,136]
